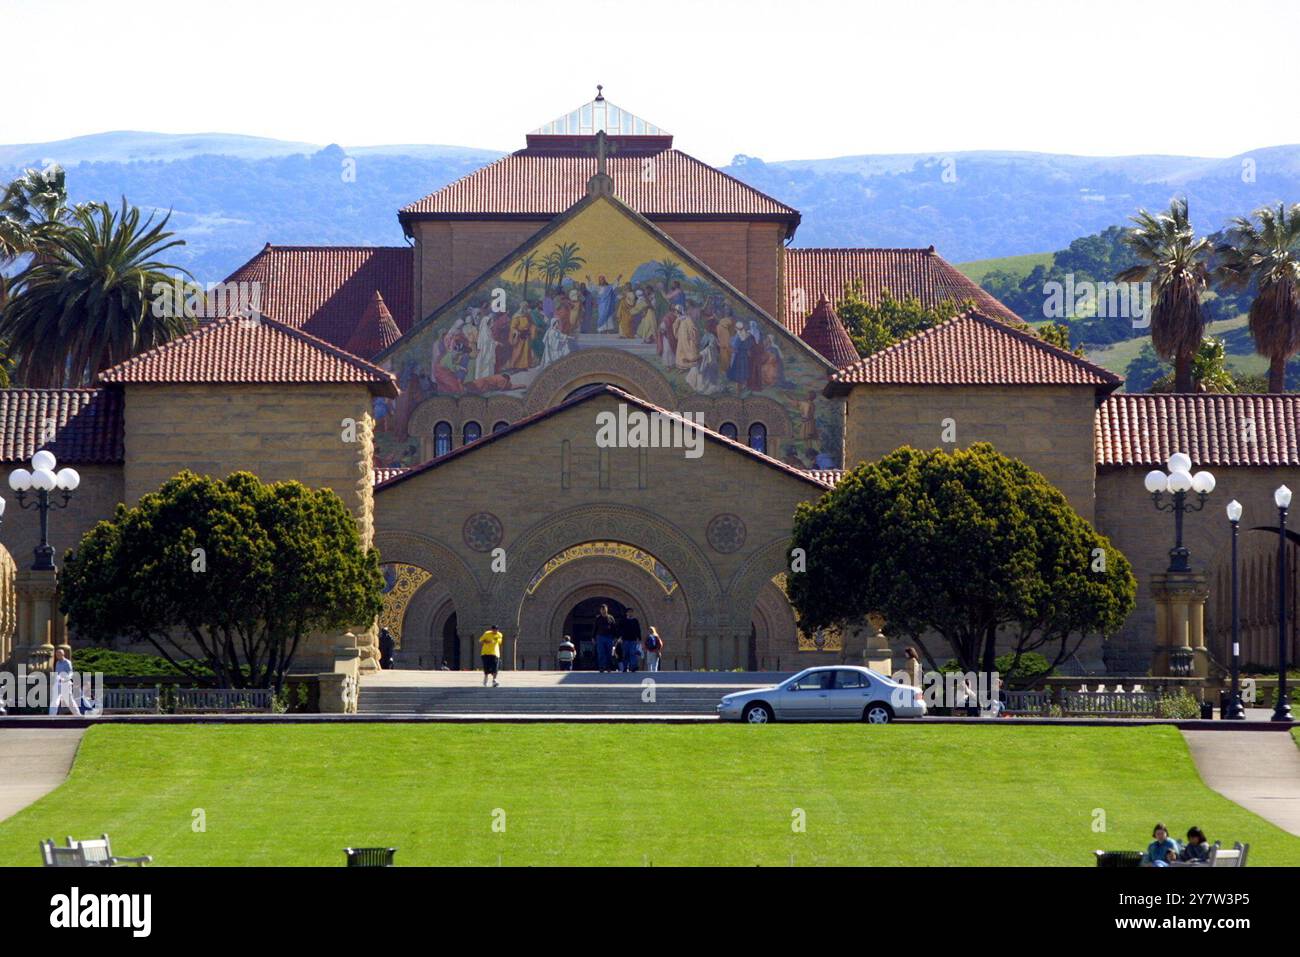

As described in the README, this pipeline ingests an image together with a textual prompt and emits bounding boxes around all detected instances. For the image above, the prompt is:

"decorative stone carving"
[706,513,747,553]
[462,512,504,552]
[521,348,679,415]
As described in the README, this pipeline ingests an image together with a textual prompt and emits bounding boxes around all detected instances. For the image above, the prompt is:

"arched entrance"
[562,596,628,670]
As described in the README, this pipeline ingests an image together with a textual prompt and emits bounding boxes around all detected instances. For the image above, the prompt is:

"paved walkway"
[1182,729,1300,836]
[0,729,84,821]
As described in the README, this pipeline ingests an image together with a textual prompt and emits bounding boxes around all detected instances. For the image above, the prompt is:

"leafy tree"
[512,252,537,303]
[1216,202,1300,392]
[787,444,1135,673]
[0,199,191,387]
[60,471,384,690]
[835,284,970,357]
[1147,336,1236,393]
[1117,197,1212,392]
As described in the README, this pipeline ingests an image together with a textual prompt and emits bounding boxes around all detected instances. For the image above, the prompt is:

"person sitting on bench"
[1180,827,1211,864]
[1142,823,1181,867]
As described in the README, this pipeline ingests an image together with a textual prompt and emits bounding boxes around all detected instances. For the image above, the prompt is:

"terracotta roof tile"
[0,388,123,464]
[783,247,1020,334]
[1096,393,1300,467]
[798,297,859,368]
[98,313,398,397]
[399,148,799,225]
[826,310,1120,392]
[344,291,402,360]
[223,245,413,350]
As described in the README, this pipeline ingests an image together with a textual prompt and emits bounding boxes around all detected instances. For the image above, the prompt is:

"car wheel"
[743,702,774,724]
[863,702,894,724]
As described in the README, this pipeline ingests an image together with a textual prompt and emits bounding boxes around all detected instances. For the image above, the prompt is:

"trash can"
[1200,700,1214,720]
[1218,689,1229,719]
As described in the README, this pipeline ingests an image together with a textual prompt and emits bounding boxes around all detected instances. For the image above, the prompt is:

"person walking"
[594,604,617,673]
[557,635,577,671]
[479,625,504,687]
[378,627,396,670]
[621,608,643,673]
[644,626,665,672]
[48,648,80,716]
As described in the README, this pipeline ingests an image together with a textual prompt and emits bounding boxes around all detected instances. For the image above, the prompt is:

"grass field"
[1,724,1296,867]
[956,252,1053,284]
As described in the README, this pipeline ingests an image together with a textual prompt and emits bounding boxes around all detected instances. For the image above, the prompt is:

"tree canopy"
[60,471,384,689]
[787,444,1135,674]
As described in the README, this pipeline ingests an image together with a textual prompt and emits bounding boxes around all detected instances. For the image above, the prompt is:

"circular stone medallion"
[706,513,747,553]
[462,512,504,552]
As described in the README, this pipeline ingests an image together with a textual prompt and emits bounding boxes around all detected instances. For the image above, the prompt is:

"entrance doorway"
[563,596,627,670]
[442,613,460,670]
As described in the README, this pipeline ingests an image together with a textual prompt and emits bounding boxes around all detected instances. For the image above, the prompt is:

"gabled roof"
[825,310,1121,395]
[1096,393,1300,468]
[376,383,833,492]
[377,191,836,374]
[0,388,123,464]
[783,247,1020,334]
[224,244,413,350]
[799,296,858,368]
[98,313,398,397]
[344,291,402,360]
[398,149,800,234]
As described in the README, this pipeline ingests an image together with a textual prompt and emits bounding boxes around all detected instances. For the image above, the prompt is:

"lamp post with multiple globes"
[1144,453,1216,573]
[1273,485,1293,723]
[7,450,80,571]
[1224,499,1246,720]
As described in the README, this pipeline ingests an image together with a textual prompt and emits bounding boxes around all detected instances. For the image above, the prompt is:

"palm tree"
[1117,197,1212,393]
[655,258,685,285]
[548,242,586,290]
[1216,202,1300,392]
[1,165,80,308]
[512,252,538,303]
[0,199,191,387]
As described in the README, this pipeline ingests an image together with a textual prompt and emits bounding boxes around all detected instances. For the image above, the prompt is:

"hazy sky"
[5,0,1297,164]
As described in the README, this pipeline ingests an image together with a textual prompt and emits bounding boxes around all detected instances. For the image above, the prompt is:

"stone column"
[1150,571,1210,677]
[862,613,893,677]
[13,568,59,670]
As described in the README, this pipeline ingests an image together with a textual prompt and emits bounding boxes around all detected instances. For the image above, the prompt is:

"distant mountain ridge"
[4,130,1299,291]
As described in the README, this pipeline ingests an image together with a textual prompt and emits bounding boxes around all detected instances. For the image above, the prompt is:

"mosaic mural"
[376,198,841,469]
[526,541,678,596]
[378,562,432,647]
[772,573,843,652]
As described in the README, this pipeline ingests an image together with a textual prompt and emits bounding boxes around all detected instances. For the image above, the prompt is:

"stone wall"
[0,463,125,579]
[842,384,1100,520]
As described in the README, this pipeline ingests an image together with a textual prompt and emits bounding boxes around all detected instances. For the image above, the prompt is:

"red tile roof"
[376,384,833,491]
[399,148,799,229]
[98,313,398,397]
[798,296,859,368]
[783,247,1020,335]
[224,245,413,350]
[1096,393,1300,468]
[344,291,402,360]
[0,388,123,464]
[826,310,1121,393]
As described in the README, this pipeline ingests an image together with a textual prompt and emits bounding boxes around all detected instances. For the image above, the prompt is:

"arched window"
[462,421,482,445]
[434,421,452,457]
[748,422,768,454]
[719,421,738,441]
[492,420,510,434]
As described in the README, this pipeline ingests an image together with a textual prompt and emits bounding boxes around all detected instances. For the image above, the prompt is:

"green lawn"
[2,724,1296,867]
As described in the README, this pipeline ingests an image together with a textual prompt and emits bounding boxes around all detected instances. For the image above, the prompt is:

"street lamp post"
[1224,500,1246,719]
[7,450,80,571]
[1274,485,1294,723]
[1145,453,1216,572]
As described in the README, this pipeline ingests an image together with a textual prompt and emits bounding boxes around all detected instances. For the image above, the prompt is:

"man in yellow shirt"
[479,625,504,687]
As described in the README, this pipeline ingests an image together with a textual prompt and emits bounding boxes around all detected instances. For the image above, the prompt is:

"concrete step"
[357,685,729,715]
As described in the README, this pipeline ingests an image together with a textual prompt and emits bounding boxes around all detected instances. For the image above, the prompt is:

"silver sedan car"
[716,666,926,724]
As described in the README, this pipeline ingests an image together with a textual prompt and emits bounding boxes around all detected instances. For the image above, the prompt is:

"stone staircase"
[358,681,738,715]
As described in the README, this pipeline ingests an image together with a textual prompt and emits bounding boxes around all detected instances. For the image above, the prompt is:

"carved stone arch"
[702,395,745,431]
[513,555,689,667]
[724,536,796,635]
[455,395,490,431]
[522,349,679,415]
[485,503,723,632]
[398,577,454,662]
[742,395,792,442]
[753,577,799,669]
[484,395,526,428]
[372,528,487,627]
[407,396,462,440]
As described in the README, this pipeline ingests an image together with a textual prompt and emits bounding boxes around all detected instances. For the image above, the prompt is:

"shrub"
[1156,690,1202,719]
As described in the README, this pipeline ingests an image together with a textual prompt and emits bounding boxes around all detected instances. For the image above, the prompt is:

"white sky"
[4,0,1297,165]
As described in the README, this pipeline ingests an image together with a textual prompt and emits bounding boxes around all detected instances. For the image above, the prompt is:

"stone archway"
[514,553,690,669]
[396,577,459,669]
[522,349,679,415]
[484,504,722,668]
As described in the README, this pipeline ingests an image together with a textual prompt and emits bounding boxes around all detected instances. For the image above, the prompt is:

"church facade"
[2,93,1299,677]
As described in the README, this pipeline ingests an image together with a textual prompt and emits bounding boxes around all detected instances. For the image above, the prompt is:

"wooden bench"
[344,847,396,867]
[101,688,161,714]
[1207,841,1249,867]
[174,688,273,713]
[40,840,97,867]
[66,833,152,866]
